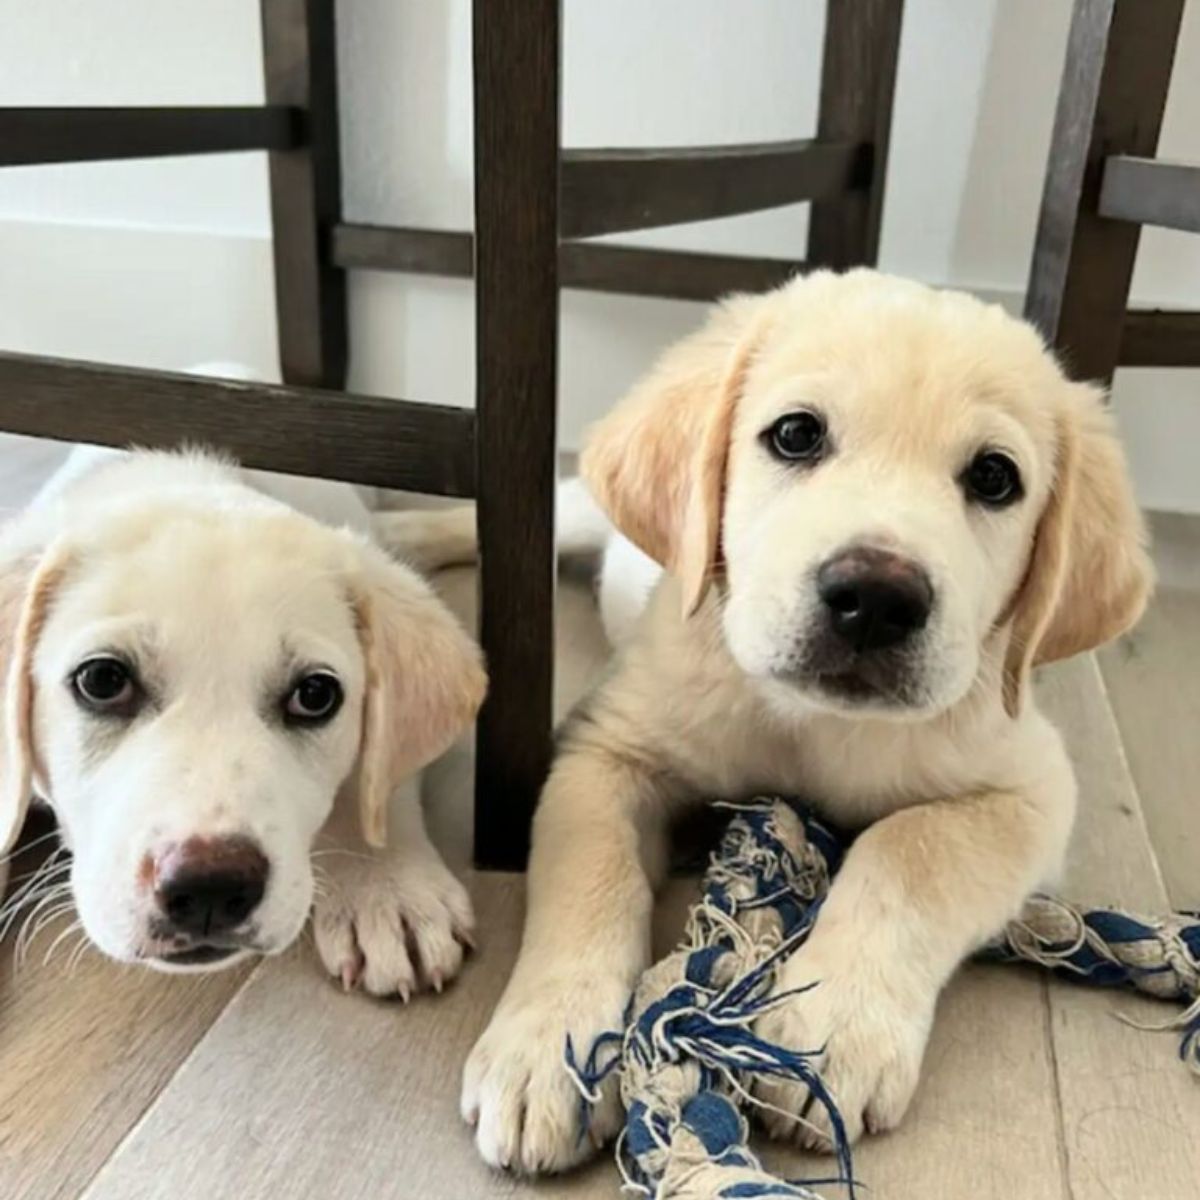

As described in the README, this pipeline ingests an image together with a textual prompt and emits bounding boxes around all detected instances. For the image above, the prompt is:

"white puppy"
[0,440,484,999]
[413,270,1152,1173]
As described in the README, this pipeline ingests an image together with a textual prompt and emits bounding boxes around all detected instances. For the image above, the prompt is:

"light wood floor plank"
[1097,588,1200,908]
[1036,655,1200,1200]
[0,886,251,1200]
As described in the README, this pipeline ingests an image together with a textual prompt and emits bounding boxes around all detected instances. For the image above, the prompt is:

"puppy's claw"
[340,952,363,993]
[312,847,474,1002]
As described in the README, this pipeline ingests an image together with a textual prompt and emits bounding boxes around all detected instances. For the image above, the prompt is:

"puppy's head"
[0,499,484,970]
[583,270,1151,720]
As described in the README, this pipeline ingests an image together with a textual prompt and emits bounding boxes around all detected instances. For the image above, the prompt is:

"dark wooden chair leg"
[1025,0,1184,385]
[472,0,561,870]
[261,0,347,389]
[808,0,905,269]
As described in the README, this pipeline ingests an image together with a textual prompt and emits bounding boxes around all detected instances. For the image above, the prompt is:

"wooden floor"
[2,519,1199,1200]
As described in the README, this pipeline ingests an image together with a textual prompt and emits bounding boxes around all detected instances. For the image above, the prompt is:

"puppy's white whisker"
[0,861,72,941]
[21,904,77,964]
[15,891,75,962]
[15,902,76,968]
[0,828,64,865]
[66,932,92,975]
[42,918,83,967]
[3,846,68,900]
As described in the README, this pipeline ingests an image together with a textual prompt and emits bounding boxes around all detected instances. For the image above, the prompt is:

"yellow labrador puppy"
[0,446,483,997]
[460,270,1152,1172]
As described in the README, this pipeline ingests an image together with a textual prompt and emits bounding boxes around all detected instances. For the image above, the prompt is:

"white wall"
[1,0,1198,509]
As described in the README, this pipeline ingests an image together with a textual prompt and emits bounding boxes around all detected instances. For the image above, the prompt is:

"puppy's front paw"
[753,942,933,1150]
[312,850,474,1000]
[461,979,628,1174]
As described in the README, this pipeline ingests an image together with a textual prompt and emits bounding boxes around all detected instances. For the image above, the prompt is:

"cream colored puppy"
[460,270,1152,1172]
[0,446,483,997]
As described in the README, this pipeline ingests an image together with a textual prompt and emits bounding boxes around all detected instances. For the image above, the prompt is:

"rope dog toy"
[566,796,1200,1199]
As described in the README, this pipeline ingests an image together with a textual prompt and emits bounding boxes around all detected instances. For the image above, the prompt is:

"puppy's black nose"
[154,836,269,937]
[817,547,933,652]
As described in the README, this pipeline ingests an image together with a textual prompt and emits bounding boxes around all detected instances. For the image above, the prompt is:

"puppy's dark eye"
[284,672,343,726]
[766,410,827,462]
[72,657,138,713]
[963,450,1023,507]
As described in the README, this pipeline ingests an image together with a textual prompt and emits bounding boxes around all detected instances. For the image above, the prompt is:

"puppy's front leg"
[462,735,672,1174]
[757,741,1075,1148]
[312,782,474,999]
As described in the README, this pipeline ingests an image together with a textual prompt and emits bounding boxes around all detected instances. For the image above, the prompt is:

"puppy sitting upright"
[462,270,1152,1172]
[0,446,483,997]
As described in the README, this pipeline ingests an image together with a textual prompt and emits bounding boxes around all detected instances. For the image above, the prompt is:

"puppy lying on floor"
[0,441,483,998]
[396,269,1154,1173]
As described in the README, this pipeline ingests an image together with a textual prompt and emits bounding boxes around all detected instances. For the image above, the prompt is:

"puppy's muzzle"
[817,546,932,652]
[151,835,269,956]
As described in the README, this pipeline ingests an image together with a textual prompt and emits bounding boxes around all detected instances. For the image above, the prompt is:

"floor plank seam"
[1089,653,1172,907]
[1039,975,1077,1200]
[73,958,266,1200]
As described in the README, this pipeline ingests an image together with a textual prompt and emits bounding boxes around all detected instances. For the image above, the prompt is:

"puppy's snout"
[153,836,269,937]
[817,546,932,652]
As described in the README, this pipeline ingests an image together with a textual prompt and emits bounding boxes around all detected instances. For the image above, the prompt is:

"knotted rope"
[566,796,1200,1200]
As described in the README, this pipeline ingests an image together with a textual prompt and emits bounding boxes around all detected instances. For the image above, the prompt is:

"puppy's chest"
[692,709,983,829]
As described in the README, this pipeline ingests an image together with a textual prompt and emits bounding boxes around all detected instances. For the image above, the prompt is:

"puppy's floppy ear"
[0,543,70,855]
[580,293,773,616]
[350,542,486,848]
[1002,383,1153,715]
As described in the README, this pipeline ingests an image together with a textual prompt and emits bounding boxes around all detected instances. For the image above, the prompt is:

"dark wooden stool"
[0,0,905,869]
[1026,0,1200,384]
